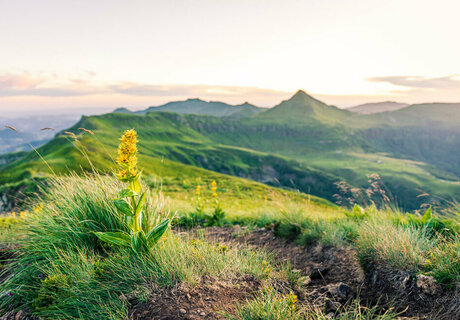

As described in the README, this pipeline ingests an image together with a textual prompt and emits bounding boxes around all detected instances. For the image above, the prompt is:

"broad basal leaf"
[146,219,170,248]
[94,231,131,247]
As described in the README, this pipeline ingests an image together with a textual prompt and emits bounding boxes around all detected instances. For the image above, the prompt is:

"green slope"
[2,91,460,211]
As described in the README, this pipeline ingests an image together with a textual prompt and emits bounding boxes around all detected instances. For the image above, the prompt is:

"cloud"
[368,74,460,90]
[0,72,288,101]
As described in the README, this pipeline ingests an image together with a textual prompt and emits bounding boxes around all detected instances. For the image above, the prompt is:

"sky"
[1,0,460,115]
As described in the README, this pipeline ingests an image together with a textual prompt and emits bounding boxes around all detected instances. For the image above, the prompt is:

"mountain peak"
[287,89,324,106]
[291,89,309,99]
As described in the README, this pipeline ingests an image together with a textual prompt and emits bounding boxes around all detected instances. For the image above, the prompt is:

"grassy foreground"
[0,128,458,319]
[0,176,294,318]
[1,174,458,319]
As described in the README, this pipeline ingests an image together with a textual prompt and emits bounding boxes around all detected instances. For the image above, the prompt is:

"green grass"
[229,288,399,320]
[0,215,23,244]
[0,175,294,319]
[1,173,458,319]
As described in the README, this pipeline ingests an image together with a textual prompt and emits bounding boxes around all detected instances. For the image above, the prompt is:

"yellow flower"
[196,185,201,196]
[116,129,139,182]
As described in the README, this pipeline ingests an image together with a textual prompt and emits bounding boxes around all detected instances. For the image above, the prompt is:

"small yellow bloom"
[211,180,218,198]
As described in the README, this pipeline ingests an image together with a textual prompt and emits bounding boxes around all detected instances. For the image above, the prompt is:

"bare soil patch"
[129,275,260,320]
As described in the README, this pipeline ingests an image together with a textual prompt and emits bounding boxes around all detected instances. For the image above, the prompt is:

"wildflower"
[282,292,297,310]
[115,129,139,182]
[196,185,201,197]
[211,181,218,198]
[7,291,13,297]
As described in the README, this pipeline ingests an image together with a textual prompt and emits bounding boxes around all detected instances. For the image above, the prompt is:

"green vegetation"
[230,290,398,320]
[1,91,460,318]
[0,175,292,319]
[94,129,169,253]
[2,91,459,211]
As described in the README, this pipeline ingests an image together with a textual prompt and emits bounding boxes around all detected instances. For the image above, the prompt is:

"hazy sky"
[1,0,460,114]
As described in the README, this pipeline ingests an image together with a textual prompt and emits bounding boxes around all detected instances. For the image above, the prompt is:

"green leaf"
[135,191,147,217]
[125,216,135,229]
[119,188,137,199]
[94,231,131,247]
[146,219,169,248]
[137,210,144,231]
[421,207,432,223]
[113,199,133,216]
[131,231,147,252]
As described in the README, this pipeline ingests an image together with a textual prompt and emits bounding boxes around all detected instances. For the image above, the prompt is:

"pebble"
[15,310,24,320]
[179,308,187,315]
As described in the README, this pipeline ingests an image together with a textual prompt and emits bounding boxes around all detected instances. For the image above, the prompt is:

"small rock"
[416,274,440,295]
[179,308,187,315]
[306,264,329,279]
[327,282,353,301]
[200,312,206,316]
[15,310,24,320]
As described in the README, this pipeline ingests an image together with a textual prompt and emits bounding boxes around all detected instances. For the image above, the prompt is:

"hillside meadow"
[1,128,459,319]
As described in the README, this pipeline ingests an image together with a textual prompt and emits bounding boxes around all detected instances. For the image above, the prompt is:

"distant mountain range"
[347,101,409,114]
[2,90,460,211]
[114,99,264,118]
